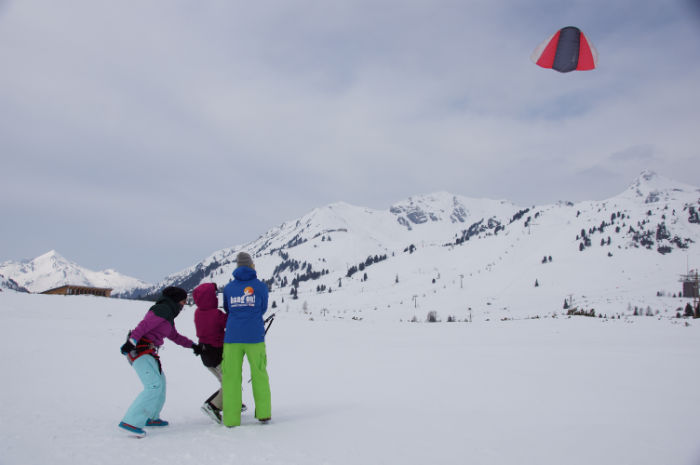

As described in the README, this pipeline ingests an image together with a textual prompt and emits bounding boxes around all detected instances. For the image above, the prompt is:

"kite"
[531,26,598,73]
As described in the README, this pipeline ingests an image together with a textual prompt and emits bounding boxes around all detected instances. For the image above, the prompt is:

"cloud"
[1,0,699,280]
[609,145,655,163]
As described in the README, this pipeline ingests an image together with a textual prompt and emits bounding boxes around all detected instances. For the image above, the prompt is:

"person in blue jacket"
[221,251,271,427]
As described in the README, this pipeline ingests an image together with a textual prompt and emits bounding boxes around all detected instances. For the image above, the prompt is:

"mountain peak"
[621,169,698,203]
[33,250,74,270]
[0,251,151,294]
[634,169,660,186]
[36,250,64,261]
[388,192,471,228]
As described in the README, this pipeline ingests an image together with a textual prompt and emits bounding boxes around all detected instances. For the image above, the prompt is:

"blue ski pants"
[122,354,166,428]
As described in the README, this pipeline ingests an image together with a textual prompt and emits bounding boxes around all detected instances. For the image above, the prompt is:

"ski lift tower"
[679,270,699,306]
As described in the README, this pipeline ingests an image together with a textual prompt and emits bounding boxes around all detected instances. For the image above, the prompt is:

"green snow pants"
[222,342,271,427]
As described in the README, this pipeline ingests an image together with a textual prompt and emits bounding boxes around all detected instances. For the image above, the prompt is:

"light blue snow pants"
[122,354,166,428]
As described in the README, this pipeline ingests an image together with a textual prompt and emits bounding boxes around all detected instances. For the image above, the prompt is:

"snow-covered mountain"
[0,250,151,296]
[4,170,699,321]
[123,170,700,321]
[0,273,29,293]
[124,191,520,298]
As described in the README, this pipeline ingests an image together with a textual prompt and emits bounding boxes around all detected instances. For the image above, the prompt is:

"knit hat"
[236,252,254,268]
[162,286,188,303]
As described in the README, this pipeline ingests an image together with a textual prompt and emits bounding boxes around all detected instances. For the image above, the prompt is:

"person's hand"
[192,343,203,356]
[121,340,135,355]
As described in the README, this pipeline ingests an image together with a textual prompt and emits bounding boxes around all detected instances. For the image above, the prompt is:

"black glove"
[121,340,135,355]
[192,343,203,356]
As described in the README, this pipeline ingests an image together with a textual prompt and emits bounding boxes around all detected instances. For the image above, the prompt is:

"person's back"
[193,283,226,349]
[221,252,272,427]
[193,282,238,423]
[223,266,268,343]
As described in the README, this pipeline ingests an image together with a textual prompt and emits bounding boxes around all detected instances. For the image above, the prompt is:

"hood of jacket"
[232,266,257,281]
[149,296,182,323]
[193,282,218,310]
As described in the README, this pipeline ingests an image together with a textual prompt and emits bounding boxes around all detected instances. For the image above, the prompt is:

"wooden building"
[41,285,112,297]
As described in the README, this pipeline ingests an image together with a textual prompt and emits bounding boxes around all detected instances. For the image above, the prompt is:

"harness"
[126,337,162,372]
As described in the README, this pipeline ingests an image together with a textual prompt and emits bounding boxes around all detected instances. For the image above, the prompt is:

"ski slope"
[2,291,699,465]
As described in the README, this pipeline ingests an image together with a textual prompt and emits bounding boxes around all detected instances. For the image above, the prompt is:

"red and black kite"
[531,26,598,73]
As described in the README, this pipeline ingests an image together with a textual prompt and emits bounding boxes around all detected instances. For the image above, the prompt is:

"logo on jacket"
[229,287,256,308]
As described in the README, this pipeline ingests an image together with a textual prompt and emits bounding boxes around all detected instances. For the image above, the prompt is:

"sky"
[1,0,699,283]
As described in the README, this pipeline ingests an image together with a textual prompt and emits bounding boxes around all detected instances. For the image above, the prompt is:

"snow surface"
[2,291,700,465]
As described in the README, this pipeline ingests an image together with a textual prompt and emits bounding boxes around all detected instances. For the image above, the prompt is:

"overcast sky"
[1,0,699,282]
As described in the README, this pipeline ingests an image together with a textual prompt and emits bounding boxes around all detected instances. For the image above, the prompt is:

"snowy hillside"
[135,171,700,323]
[4,171,698,323]
[124,192,520,298]
[2,291,700,465]
[0,273,28,293]
[0,250,151,295]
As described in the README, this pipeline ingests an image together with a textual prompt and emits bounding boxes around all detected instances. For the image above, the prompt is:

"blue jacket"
[223,266,269,344]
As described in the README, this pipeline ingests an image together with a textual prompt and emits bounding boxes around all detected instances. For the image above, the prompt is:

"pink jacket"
[193,283,227,347]
[130,310,193,348]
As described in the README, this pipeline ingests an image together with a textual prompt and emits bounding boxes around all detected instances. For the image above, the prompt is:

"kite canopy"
[531,26,598,73]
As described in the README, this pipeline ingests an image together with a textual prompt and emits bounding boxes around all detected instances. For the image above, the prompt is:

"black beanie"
[162,286,187,303]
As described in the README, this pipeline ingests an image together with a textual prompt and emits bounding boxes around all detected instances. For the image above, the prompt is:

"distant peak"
[325,201,354,209]
[628,170,677,190]
[621,170,697,203]
[392,191,457,207]
[637,169,658,182]
[37,250,63,260]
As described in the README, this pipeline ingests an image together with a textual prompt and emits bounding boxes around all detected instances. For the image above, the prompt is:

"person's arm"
[261,285,268,316]
[217,309,228,329]
[167,324,195,348]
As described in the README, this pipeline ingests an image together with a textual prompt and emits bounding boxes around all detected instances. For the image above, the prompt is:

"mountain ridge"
[123,170,700,314]
[0,250,150,295]
[2,171,699,322]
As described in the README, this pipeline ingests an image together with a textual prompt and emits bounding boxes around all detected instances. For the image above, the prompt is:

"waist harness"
[127,337,162,372]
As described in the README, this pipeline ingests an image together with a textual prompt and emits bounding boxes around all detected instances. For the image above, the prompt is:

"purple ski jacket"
[130,308,194,348]
[193,283,227,347]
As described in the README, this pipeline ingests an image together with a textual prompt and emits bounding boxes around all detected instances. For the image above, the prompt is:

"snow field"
[2,291,700,465]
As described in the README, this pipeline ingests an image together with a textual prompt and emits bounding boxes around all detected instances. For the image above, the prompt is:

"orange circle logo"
[244,287,254,296]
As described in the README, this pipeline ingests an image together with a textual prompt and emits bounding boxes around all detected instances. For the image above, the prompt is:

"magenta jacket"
[130,310,194,348]
[193,283,227,347]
